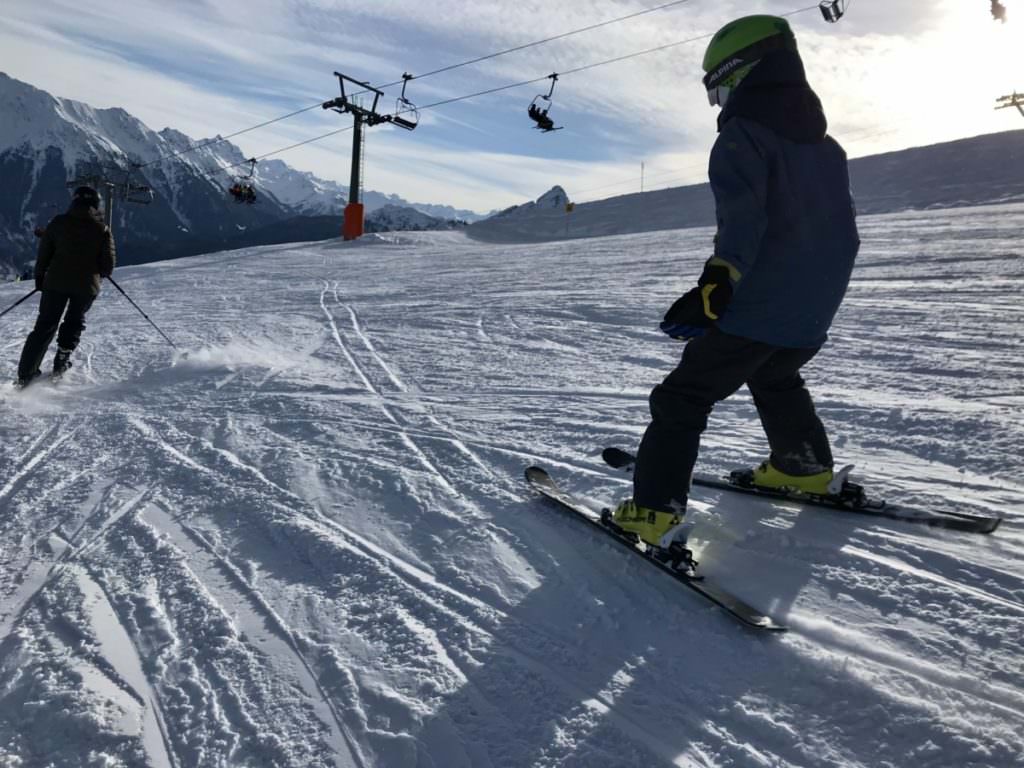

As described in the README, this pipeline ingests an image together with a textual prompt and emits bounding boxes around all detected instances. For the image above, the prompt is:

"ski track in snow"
[1,208,1023,767]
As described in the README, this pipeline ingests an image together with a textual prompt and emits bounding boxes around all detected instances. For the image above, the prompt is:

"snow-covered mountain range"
[6,69,1024,274]
[365,204,467,233]
[0,73,480,277]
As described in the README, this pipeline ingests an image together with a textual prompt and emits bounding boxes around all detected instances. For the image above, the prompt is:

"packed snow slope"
[1,203,1023,768]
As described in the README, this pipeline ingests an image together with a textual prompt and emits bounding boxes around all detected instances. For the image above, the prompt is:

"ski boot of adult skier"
[612,15,860,552]
[15,185,116,388]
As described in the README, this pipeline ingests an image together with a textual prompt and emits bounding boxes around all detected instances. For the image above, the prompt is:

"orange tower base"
[343,203,364,241]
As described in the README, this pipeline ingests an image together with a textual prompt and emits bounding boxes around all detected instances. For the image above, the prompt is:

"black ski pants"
[633,327,834,514]
[17,290,95,379]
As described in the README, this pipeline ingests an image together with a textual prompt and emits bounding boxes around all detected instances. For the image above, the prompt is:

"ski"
[524,465,786,631]
[602,447,1001,535]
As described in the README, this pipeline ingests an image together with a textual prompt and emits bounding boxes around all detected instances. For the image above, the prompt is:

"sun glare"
[875,1,1024,151]
[944,1,1024,94]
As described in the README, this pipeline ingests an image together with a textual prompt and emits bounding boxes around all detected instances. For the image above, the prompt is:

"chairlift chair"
[819,0,846,23]
[391,73,420,131]
[126,186,153,204]
[528,73,563,132]
[125,181,154,204]
[229,158,258,204]
[110,164,155,205]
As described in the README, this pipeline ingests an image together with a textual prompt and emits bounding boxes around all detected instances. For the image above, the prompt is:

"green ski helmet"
[702,15,798,107]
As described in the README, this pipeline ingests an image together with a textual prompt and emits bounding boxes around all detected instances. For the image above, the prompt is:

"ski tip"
[601,446,633,469]
[982,516,1003,534]
[931,513,1003,534]
[524,465,550,483]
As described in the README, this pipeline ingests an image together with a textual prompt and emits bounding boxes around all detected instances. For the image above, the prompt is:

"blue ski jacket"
[708,50,860,348]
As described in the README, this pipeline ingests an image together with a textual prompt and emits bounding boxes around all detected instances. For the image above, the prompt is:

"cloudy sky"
[2,0,1023,213]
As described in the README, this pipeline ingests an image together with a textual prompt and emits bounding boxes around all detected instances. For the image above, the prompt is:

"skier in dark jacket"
[611,15,860,548]
[15,186,116,387]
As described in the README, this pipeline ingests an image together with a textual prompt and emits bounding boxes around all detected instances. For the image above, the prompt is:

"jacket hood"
[717,49,827,143]
[68,200,106,226]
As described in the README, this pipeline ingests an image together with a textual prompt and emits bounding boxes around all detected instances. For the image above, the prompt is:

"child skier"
[612,15,860,548]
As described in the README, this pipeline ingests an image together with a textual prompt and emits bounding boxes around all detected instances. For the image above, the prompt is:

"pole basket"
[343,202,364,241]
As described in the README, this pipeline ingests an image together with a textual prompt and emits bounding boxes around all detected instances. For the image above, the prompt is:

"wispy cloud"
[3,0,1023,213]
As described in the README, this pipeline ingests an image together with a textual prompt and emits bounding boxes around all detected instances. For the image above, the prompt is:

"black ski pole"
[105,276,179,350]
[0,288,39,320]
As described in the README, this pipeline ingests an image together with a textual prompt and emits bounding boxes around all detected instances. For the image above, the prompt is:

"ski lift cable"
[136,102,326,170]
[131,1,820,169]
[371,0,699,92]
[397,1,818,90]
[137,0,701,167]
[160,1,826,180]
[195,125,354,183]
[247,126,352,162]
[404,28,721,115]
[392,4,821,117]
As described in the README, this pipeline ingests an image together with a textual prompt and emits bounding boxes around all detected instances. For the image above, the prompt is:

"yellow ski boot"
[751,460,833,496]
[610,500,687,548]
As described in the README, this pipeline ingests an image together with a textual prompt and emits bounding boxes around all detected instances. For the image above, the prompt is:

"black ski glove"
[696,261,733,321]
[660,288,708,340]
[659,259,735,340]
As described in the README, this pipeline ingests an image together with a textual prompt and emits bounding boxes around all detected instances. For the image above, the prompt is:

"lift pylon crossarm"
[323,71,417,130]
[995,92,1024,117]
[324,73,386,119]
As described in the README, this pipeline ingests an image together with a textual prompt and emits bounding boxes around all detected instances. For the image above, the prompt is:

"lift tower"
[66,166,153,229]
[323,72,417,240]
